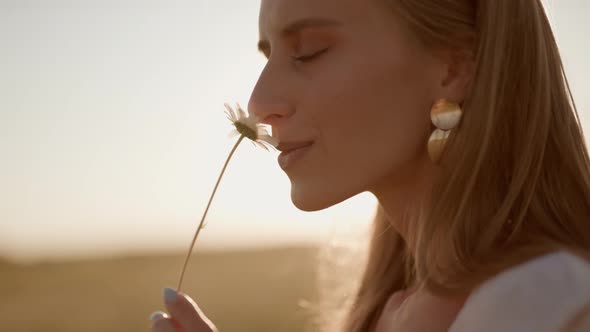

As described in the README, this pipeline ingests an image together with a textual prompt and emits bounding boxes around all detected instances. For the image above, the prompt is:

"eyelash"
[291,48,329,64]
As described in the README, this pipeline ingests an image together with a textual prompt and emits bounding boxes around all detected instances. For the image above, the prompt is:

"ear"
[437,48,475,104]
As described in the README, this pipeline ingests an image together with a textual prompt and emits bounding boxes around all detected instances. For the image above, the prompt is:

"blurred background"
[0,0,588,331]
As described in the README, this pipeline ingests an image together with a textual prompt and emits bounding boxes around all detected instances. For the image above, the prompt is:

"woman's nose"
[247,62,295,127]
[247,99,292,127]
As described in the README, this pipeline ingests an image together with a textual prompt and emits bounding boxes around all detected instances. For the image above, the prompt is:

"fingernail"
[163,287,178,303]
[150,311,166,321]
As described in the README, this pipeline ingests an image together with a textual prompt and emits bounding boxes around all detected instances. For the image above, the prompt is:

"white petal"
[259,134,278,148]
[227,129,240,139]
[243,117,259,132]
[257,126,271,136]
[255,141,269,151]
[236,103,248,120]
[224,103,238,122]
[249,113,261,123]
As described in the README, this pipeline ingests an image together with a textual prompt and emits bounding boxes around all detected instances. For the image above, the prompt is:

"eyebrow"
[257,17,341,57]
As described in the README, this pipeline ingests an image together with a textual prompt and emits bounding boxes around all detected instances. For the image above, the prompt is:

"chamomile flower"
[224,102,278,151]
[175,102,278,292]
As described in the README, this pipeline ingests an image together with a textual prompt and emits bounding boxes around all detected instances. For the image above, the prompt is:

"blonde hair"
[307,1,590,331]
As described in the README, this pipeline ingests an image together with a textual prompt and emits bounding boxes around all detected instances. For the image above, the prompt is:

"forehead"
[258,0,370,37]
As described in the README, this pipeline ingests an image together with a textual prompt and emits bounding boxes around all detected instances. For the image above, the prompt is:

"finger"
[150,312,177,332]
[163,287,217,332]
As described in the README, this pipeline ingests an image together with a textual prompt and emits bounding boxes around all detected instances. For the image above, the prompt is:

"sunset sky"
[1,0,588,261]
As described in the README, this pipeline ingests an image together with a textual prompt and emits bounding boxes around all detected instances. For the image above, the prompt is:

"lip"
[276,141,315,153]
[277,141,314,170]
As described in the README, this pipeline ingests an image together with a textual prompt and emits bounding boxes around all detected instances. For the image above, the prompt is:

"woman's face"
[248,0,450,211]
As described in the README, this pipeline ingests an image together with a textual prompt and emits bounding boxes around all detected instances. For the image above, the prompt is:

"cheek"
[308,48,433,169]
[287,44,436,209]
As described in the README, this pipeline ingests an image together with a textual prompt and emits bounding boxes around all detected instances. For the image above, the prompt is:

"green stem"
[176,134,246,292]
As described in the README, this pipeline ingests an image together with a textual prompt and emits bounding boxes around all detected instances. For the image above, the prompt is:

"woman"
[151,0,590,331]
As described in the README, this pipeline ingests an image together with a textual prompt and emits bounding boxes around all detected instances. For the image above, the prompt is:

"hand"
[375,286,466,332]
[150,287,219,332]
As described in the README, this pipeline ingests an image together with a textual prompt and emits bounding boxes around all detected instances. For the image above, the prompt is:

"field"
[0,246,324,332]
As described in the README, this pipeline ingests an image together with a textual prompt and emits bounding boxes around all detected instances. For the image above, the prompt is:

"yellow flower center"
[234,122,258,141]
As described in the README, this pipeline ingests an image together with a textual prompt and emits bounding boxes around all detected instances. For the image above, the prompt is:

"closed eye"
[291,48,329,64]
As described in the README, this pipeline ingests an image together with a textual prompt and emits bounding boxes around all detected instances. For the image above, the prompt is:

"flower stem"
[176,134,246,292]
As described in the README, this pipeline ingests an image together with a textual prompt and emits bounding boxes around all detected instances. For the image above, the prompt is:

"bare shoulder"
[449,250,590,332]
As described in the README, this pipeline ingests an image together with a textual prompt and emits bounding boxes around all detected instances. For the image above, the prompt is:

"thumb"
[163,287,217,332]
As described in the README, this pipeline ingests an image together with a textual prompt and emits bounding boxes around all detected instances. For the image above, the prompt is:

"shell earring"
[428,99,463,163]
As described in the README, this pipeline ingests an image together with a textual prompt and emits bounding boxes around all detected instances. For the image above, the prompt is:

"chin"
[290,183,358,212]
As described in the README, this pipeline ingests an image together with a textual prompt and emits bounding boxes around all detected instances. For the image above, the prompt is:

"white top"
[449,250,590,332]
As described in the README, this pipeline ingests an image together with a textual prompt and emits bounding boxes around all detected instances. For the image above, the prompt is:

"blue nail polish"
[164,287,178,303]
[150,311,166,321]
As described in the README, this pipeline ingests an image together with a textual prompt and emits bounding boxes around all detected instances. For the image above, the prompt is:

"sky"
[1,0,589,262]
